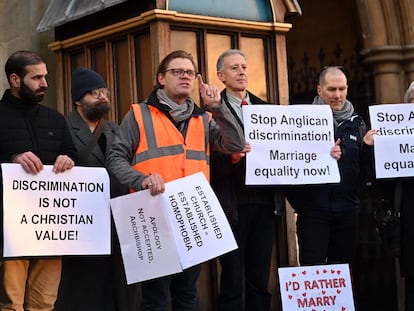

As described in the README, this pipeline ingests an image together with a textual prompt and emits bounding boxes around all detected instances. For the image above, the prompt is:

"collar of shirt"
[226,91,250,122]
[227,90,250,107]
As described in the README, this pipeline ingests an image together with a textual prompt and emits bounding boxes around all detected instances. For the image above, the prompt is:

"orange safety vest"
[131,103,211,183]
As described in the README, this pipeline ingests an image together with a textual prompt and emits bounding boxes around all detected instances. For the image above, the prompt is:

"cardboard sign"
[242,104,340,185]
[2,164,110,257]
[110,172,237,284]
[278,264,355,311]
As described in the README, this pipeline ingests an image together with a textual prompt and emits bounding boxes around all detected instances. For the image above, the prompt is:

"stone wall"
[0,1,56,109]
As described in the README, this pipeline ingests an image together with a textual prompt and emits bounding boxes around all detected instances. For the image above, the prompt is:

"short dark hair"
[5,50,46,85]
[156,50,197,88]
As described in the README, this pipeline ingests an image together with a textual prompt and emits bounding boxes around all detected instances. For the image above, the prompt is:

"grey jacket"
[66,110,127,197]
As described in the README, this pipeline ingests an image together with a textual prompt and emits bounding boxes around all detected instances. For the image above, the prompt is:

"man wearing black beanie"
[54,68,136,311]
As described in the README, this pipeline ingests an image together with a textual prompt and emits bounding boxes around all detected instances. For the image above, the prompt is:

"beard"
[80,99,111,122]
[19,81,46,103]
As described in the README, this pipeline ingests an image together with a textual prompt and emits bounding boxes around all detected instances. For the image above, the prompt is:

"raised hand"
[197,74,221,108]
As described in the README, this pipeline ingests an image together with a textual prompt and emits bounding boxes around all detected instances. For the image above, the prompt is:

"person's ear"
[217,71,225,83]
[10,73,20,88]
[157,73,166,87]
[317,85,322,96]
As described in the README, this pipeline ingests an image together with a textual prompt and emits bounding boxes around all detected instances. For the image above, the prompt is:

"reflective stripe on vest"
[131,103,211,182]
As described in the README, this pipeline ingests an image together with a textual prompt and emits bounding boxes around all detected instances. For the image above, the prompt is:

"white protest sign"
[243,104,340,185]
[1,164,110,257]
[111,190,182,284]
[369,103,414,178]
[110,172,237,284]
[278,264,355,311]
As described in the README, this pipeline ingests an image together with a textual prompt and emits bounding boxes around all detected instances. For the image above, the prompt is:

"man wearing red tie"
[211,49,281,311]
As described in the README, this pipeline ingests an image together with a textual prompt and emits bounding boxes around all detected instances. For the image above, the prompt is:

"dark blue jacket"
[285,114,366,212]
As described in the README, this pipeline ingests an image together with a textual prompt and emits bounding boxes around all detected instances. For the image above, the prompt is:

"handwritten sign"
[243,104,340,185]
[278,264,355,311]
[110,172,237,284]
[1,164,110,257]
[369,103,414,178]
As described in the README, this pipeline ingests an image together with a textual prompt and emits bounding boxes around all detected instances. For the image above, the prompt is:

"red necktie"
[241,100,248,107]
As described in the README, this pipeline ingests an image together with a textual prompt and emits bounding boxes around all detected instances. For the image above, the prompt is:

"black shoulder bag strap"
[79,120,106,164]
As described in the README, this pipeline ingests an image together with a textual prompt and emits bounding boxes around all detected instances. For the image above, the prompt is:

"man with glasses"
[107,50,245,310]
[55,68,133,311]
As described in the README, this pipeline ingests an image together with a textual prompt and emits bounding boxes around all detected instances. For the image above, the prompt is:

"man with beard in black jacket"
[55,68,135,311]
[0,50,77,311]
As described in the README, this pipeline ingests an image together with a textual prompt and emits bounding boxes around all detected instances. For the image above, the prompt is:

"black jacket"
[210,90,280,224]
[285,114,366,212]
[66,110,127,198]
[0,89,77,164]
[0,89,77,252]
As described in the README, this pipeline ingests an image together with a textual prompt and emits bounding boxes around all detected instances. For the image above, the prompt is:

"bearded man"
[0,50,77,311]
[55,68,133,311]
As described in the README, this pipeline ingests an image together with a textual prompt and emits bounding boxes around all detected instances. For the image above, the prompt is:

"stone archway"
[357,0,414,103]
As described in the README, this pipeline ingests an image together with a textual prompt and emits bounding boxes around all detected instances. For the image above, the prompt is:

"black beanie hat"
[71,67,106,102]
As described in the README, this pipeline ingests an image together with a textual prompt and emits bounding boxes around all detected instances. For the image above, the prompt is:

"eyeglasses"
[89,88,110,98]
[165,68,196,78]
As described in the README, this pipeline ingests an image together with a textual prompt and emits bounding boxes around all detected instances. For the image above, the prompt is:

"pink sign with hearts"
[278,264,355,311]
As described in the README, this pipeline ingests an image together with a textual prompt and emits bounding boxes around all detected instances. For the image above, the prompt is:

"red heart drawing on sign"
[292,273,296,277]
[337,289,341,294]
[302,292,307,297]
[302,270,307,275]
[323,269,327,273]
[316,270,320,274]
[288,295,293,300]
[342,307,346,311]
[331,269,335,274]
[322,290,326,295]
[337,270,342,275]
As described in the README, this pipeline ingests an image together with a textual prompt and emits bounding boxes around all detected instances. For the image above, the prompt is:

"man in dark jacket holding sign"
[55,68,134,311]
[286,66,366,267]
[0,50,77,311]
[211,49,280,311]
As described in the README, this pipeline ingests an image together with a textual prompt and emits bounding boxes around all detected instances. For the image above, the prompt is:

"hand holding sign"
[368,103,414,178]
[242,104,340,185]
[330,139,342,160]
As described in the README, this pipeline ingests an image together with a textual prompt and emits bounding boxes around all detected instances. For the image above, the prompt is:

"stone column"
[404,45,414,87]
[361,46,405,103]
